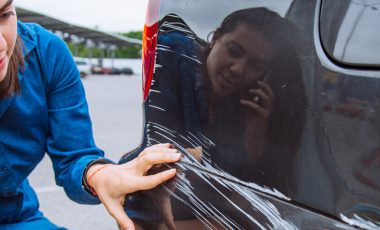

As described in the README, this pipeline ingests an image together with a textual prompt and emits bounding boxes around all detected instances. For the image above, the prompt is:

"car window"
[76,61,87,65]
[320,0,380,67]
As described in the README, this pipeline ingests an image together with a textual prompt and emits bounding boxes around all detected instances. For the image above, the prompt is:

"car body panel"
[121,0,380,229]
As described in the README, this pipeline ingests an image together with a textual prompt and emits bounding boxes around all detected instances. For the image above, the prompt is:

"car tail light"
[142,0,160,101]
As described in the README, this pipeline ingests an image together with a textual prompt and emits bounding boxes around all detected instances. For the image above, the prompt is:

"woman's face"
[207,23,273,97]
[0,0,17,82]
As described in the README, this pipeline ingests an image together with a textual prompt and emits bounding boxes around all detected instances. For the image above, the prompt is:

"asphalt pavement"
[29,74,143,230]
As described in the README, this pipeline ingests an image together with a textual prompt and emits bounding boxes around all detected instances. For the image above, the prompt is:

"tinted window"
[320,0,380,66]
[76,61,87,65]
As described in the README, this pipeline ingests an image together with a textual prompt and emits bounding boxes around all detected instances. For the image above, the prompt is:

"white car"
[74,57,91,78]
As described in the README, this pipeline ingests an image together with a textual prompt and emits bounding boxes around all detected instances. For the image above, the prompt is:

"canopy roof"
[16,7,142,48]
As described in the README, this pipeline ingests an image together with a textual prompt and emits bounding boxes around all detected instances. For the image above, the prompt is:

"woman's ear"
[210,39,216,49]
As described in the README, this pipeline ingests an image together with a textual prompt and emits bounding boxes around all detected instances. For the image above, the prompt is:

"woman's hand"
[240,79,274,120]
[86,143,181,230]
[240,78,274,160]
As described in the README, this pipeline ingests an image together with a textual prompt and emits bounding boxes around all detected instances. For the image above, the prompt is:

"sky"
[15,0,149,33]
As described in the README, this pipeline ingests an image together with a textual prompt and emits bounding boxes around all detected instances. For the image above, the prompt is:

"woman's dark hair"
[214,8,307,195]
[0,36,24,99]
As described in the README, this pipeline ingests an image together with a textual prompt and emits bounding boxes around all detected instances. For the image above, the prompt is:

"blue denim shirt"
[0,22,105,225]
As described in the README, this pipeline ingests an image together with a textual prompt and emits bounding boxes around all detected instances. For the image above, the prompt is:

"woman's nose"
[229,59,248,77]
[0,33,6,53]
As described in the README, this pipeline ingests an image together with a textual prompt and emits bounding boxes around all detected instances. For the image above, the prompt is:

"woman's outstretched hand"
[86,143,181,230]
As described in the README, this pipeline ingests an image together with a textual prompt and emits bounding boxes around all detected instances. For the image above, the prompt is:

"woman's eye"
[0,11,15,20]
[227,43,242,57]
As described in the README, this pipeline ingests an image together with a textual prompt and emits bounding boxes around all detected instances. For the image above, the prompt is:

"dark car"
[120,67,134,75]
[120,0,380,229]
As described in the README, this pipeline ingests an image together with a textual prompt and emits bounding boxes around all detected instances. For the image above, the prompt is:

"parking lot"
[29,74,143,229]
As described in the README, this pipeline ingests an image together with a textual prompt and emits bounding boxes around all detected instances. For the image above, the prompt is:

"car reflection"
[124,8,308,229]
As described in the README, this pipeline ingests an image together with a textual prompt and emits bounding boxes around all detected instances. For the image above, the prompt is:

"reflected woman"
[125,7,307,229]
[148,7,306,194]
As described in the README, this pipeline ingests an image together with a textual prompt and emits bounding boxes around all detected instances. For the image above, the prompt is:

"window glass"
[320,0,380,66]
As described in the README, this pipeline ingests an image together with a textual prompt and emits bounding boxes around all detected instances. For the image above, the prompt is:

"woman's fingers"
[93,144,180,230]
[102,197,135,230]
[143,149,181,165]
[258,80,274,99]
[240,99,269,119]
[249,88,270,108]
[137,148,181,172]
[241,80,274,115]
[144,143,172,151]
[139,168,177,190]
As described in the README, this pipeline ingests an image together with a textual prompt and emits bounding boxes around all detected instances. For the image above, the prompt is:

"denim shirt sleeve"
[36,28,109,204]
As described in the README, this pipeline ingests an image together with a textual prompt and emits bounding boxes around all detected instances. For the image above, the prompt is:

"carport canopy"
[16,6,142,48]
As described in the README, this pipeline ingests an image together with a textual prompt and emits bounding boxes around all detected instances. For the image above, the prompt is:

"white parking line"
[34,186,63,194]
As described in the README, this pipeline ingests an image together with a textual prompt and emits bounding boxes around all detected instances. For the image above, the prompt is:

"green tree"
[117,31,143,58]
[66,31,143,58]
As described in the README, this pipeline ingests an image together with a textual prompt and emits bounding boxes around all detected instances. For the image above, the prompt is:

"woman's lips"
[0,57,6,70]
[218,73,240,90]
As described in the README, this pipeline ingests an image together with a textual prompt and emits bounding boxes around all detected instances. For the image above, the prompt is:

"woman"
[204,7,307,194]
[148,7,306,194]
[0,1,180,229]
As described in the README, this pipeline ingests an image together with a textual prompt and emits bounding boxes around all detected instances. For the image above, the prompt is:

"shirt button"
[2,167,9,175]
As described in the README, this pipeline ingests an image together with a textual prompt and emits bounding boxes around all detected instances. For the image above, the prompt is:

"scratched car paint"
[120,0,380,229]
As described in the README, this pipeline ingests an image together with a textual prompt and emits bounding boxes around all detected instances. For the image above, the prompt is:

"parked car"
[120,0,380,229]
[91,65,103,75]
[74,57,91,78]
[91,66,115,75]
[110,67,134,75]
[119,67,134,75]
[110,67,122,75]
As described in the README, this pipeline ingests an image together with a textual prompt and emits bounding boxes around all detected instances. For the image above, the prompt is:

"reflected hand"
[240,78,274,160]
[86,143,181,230]
[240,79,274,120]
[140,146,202,230]
[144,185,176,230]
